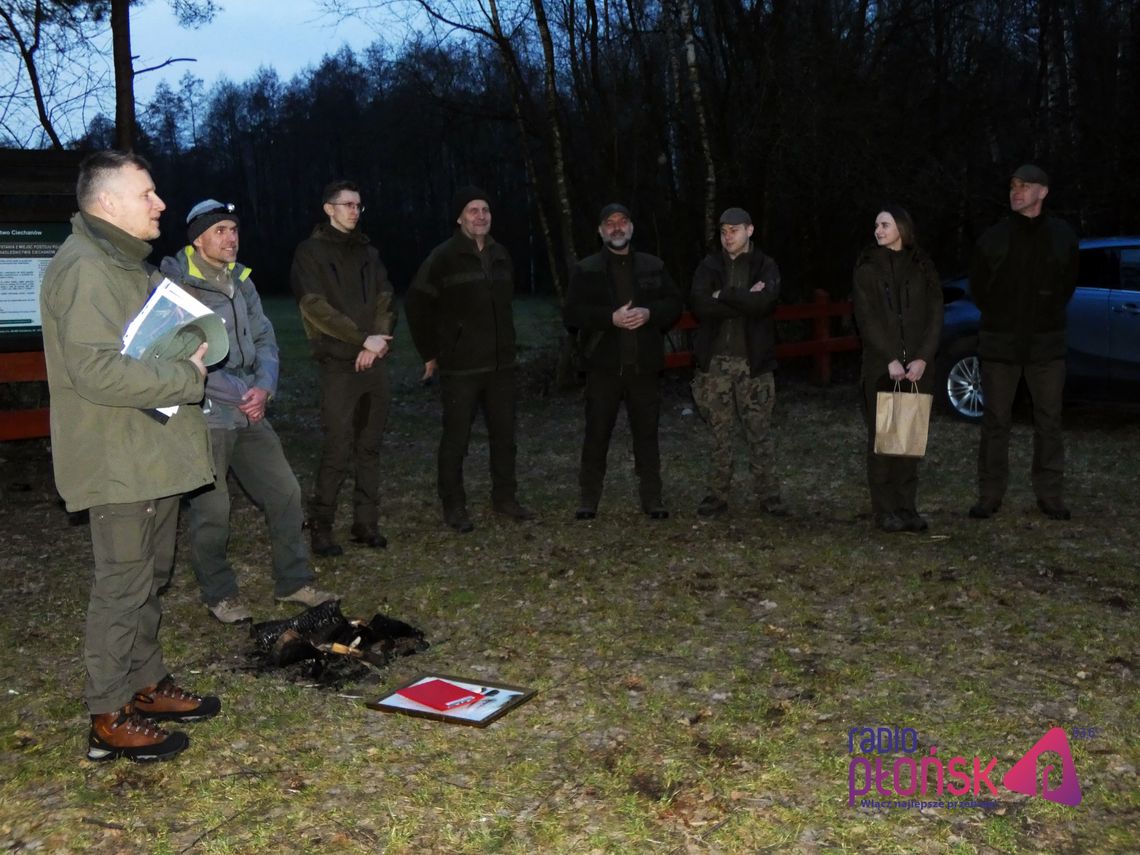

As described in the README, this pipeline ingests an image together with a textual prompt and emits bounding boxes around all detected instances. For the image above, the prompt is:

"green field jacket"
[39,213,213,511]
[289,223,397,364]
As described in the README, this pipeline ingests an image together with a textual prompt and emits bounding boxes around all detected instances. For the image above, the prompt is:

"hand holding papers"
[120,278,229,420]
[121,278,229,364]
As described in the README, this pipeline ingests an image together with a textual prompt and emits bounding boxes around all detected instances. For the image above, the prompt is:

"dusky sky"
[131,1,389,103]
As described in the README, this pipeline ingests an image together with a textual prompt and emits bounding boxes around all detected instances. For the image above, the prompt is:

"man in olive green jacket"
[40,151,221,763]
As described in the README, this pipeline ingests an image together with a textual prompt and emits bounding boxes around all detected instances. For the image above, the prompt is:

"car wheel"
[937,339,984,422]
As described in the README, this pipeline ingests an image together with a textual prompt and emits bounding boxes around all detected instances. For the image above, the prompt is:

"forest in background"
[7,0,1140,298]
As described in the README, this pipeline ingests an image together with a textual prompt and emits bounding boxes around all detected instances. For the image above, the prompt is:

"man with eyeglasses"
[290,180,397,555]
[160,199,337,624]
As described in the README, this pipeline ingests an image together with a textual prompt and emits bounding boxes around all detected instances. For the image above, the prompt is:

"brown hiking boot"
[87,704,189,763]
[207,596,252,624]
[133,676,221,723]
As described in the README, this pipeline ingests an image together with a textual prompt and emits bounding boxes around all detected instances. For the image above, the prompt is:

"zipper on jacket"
[895,283,908,364]
[485,256,500,371]
[225,292,246,366]
[884,278,907,364]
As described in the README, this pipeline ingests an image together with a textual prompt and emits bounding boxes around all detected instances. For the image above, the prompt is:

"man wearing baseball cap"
[405,186,534,533]
[563,202,682,520]
[689,207,786,518]
[969,164,1079,520]
[162,200,337,623]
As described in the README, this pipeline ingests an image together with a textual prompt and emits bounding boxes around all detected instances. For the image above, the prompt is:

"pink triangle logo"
[1002,727,1082,806]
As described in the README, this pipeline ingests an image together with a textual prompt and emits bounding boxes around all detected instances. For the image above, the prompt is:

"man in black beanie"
[969,164,1079,521]
[161,199,337,623]
[405,186,533,533]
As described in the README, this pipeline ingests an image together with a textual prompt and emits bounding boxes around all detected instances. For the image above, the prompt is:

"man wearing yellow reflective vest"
[160,199,337,624]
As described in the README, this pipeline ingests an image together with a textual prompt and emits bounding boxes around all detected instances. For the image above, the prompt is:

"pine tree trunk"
[111,0,136,150]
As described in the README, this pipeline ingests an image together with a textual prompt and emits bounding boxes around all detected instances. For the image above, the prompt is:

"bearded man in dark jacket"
[563,203,683,520]
[405,186,534,533]
[969,164,1078,521]
[290,180,397,554]
[689,207,786,518]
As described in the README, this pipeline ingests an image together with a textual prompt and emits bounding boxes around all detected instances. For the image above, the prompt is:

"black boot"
[310,523,343,557]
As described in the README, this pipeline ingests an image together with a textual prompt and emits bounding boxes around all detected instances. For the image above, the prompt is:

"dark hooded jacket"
[852,244,943,389]
[405,231,517,375]
[970,212,1078,364]
[690,245,781,376]
[563,249,683,375]
[289,222,397,363]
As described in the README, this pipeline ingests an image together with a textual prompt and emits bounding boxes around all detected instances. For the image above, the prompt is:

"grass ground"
[0,296,1136,854]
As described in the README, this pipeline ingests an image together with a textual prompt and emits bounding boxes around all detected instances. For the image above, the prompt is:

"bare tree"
[323,0,576,294]
[177,69,204,146]
[124,0,1140,297]
[530,0,576,274]
[109,0,133,148]
[110,0,218,149]
[0,0,216,150]
[0,0,109,148]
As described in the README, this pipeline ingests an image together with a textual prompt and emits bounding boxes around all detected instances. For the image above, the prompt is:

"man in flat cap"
[162,200,337,623]
[689,207,786,518]
[290,180,397,554]
[405,186,534,533]
[969,164,1079,520]
[563,203,683,519]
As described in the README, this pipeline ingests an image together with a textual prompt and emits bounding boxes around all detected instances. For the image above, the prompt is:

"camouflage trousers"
[691,356,779,501]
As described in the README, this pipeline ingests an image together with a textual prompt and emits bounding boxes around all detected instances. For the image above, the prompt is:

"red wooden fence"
[0,351,50,440]
[2,289,858,440]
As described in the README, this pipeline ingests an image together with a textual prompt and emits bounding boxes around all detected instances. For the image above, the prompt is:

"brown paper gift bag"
[874,382,933,457]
